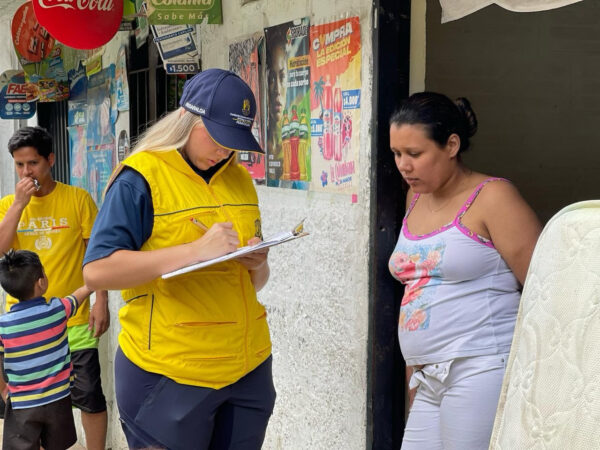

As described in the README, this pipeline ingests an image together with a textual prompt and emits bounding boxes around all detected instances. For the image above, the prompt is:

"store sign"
[0,71,37,120]
[166,62,200,74]
[150,24,200,74]
[145,0,222,24]
[32,0,124,49]
[11,2,56,63]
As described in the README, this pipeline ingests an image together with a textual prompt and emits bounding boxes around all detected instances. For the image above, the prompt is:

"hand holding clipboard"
[162,219,309,279]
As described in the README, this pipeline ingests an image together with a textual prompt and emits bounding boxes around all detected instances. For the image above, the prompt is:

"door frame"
[367,0,411,448]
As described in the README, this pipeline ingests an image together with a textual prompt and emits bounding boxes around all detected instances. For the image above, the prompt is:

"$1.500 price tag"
[166,63,199,74]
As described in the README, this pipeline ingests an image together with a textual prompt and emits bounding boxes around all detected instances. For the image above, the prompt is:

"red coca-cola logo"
[32,0,123,49]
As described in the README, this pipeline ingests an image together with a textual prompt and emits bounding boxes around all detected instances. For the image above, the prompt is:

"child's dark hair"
[8,126,53,159]
[0,250,44,301]
[389,92,478,155]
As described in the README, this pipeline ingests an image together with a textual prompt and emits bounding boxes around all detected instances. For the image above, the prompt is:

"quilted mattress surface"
[490,201,600,449]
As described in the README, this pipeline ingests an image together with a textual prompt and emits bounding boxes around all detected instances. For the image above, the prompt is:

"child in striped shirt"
[0,249,92,450]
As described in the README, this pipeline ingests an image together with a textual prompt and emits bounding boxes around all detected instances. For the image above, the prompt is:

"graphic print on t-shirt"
[17,216,70,251]
[389,244,445,331]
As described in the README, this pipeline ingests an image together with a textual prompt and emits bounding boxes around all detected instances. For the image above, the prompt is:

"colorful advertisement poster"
[68,125,88,188]
[146,0,222,25]
[11,2,80,102]
[87,148,115,206]
[309,17,361,193]
[229,34,265,182]
[116,46,130,111]
[86,67,117,148]
[0,70,36,120]
[135,0,150,48]
[67,66,117,206]
[68,61,88,102]
[265,18,311,190]
[11,2,55,63]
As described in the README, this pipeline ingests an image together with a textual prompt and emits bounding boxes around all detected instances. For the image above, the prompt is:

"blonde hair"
[106,108,237,189]
[131,108,205,155]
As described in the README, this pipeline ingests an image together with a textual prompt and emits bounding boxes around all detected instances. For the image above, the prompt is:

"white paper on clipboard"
[161,219,308,279]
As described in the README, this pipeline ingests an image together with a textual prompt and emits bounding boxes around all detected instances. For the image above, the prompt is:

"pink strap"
[403,193,421,224]
[453,177,507,224]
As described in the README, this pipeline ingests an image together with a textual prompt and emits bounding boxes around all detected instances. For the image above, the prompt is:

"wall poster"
[68,66,118,206]
[150,24,200,75]
[309,17,361,193]
[10,2,84,103]
[0,70,37,120]
[264,18,311,190]
[229,34,265,183]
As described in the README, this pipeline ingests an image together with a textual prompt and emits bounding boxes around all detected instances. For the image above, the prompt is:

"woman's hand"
[480,182,542,285]
[237,237,270,291]
[406,365,417,410]
[191,222,240,261]
[408,386,417,410]
[83,223,245,291]
[236,237,269,271]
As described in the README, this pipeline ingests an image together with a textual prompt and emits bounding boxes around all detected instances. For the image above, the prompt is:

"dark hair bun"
[455,97,478,138]
[389,92,478,155]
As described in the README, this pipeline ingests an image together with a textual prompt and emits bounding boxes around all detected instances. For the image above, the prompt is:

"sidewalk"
[0,419,86,449]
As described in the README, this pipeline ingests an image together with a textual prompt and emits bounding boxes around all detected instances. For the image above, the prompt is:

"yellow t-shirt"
[0,182,97,327]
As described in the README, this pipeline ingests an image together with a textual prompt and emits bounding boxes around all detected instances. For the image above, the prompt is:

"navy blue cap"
[179,68,264,154]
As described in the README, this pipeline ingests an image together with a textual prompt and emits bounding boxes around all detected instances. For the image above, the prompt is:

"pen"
[190,217,209,232]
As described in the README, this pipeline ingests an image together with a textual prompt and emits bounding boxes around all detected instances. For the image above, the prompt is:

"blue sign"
[342,89,361,110]
[0,70,36,120]
[166,62,200,74]
[311,118,323,136]
[151,25,197,60]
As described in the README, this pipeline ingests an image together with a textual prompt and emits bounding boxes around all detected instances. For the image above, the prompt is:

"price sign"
[166,63,199,74]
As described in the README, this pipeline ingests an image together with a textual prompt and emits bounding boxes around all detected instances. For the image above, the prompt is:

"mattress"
[490,201,600,449]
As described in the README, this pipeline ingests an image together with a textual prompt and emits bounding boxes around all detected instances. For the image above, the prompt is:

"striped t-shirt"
[0,295,78,409]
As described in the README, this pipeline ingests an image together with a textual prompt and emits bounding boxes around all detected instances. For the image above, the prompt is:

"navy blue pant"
[115,347,276,450]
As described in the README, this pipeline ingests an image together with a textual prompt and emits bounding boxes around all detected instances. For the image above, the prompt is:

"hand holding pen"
[191,218,268,272]
[189,218,240,261]
[190,217,209,232]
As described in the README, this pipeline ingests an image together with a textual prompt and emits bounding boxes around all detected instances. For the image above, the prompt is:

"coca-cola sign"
[32,0,123,49]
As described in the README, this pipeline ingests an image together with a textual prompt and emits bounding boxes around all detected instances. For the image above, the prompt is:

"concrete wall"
[185,2,375,448]
[425,0,600,223]
[410,1,426,94]
[0,1,375,448]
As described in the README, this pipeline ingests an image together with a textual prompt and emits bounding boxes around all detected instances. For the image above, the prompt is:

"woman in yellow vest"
[83,69,274,450]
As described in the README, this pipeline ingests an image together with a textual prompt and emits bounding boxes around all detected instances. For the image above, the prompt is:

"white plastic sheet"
[439,0,583,23]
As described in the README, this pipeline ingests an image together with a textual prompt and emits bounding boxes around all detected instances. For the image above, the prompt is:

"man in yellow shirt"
[0,126,109,450]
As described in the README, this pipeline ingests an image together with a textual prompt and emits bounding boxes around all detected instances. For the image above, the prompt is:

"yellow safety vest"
[118,149,271,388]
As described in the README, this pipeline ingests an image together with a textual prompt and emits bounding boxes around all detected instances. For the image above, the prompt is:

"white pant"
[401,353,508,450]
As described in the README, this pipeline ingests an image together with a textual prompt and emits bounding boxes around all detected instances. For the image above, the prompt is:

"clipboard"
[161,219,309,279]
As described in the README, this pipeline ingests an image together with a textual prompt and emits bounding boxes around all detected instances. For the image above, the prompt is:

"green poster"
[146,0,222,24]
